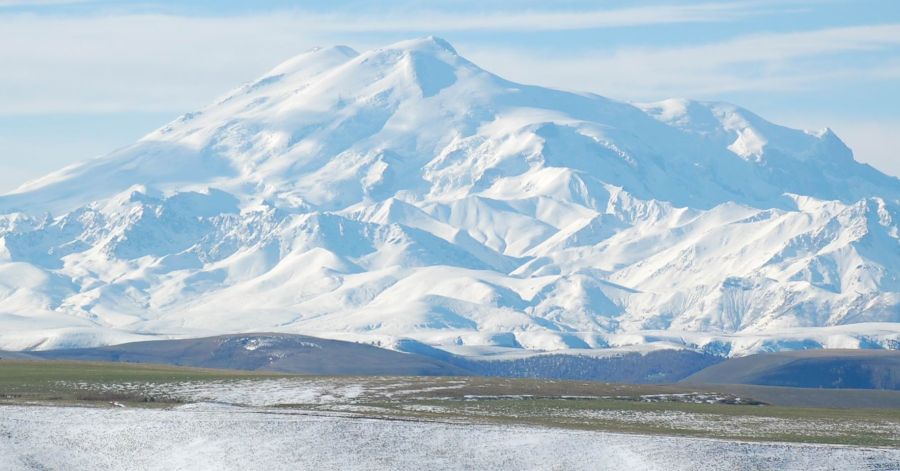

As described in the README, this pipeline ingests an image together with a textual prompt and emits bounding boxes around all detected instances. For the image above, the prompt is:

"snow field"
[1,404,898,471]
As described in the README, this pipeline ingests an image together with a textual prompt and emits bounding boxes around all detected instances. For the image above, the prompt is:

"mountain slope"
[0,37,898,356]
[682,349,900,389]
[27,333,466,376]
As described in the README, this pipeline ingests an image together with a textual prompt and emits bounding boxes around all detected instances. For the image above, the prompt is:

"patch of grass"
[348,397,900,447]
[0,359,285,406]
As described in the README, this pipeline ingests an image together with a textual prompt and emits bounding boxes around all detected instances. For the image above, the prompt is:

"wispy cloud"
[0,1,765,29]
[0,0,89,7]
[462,24,900,98]
[0,3,791,114]
[292,2,763,32]
[0,14,332,113]
[1,5,897,111]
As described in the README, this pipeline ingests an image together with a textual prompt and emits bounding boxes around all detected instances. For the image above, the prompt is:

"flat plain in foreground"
[2,359,899,447]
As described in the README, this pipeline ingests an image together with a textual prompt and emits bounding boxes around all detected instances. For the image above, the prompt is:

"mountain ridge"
[0,36,897,356]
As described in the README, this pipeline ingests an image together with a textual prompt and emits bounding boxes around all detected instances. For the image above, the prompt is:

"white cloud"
[0,0,84,5]
[0,14,336,113]
[0,13,900,114]
[3,9,896,112]
[0,2,787,113]
[289,1,760,32]
[460,24,900,99]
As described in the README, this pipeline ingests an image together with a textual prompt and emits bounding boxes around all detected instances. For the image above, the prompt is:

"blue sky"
[1,0,898,191]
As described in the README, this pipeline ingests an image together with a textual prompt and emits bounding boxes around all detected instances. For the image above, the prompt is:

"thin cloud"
[0,0,90,6]
[0,14,333,113]
[0,11,898,118]
[461,23,900,98]
[0,1,764,30]
[301,2,763,32]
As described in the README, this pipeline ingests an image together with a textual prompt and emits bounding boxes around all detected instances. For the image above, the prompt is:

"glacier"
[0,36,898,356]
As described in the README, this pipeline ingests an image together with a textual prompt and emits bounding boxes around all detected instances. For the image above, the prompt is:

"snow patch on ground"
[0,405,897,471]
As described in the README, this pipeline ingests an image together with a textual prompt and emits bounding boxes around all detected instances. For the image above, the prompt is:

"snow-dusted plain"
[46,377,900,444]
[1,404,897,471]
[0,37,898,356]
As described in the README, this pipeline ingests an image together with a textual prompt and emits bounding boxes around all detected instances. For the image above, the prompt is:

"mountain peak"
[386,36,458,55]
[264,44,359,78]
[0,37,898,356]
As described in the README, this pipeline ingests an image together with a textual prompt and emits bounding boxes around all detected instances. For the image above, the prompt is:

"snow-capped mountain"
[1,37,898,356]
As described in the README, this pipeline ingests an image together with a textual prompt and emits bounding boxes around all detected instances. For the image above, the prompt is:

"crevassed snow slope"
[0,37,898,355]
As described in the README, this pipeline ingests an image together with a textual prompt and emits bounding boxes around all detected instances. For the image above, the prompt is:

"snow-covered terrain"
[0,36,897,356]
[44,377,900,443]
[1,404,897,471]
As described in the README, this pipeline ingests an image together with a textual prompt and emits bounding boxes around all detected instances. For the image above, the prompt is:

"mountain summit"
[1,37,898,356]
